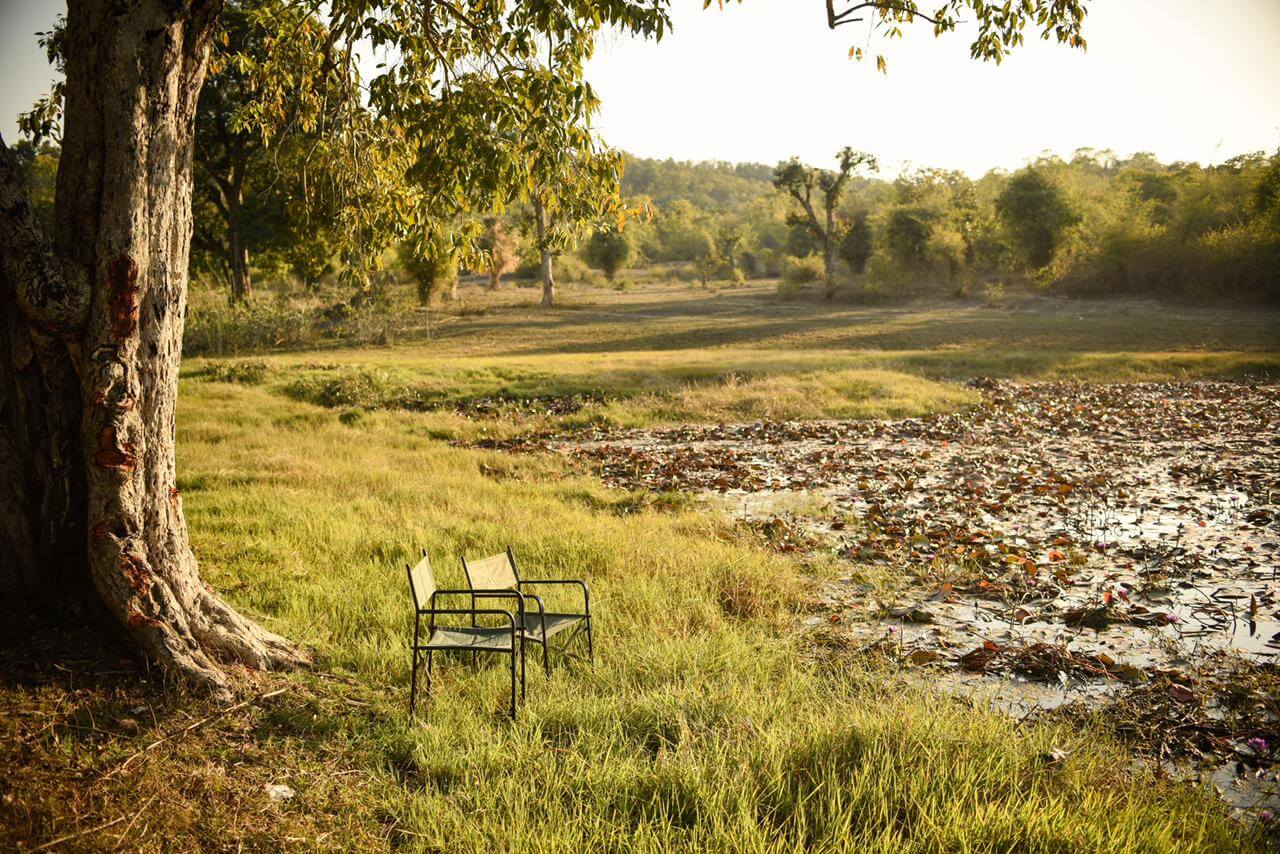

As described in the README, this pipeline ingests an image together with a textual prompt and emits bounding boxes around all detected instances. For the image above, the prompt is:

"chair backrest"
[406,551,436,610]
[463,548,519,590]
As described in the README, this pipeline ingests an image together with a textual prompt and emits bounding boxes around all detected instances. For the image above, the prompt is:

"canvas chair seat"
[520,612,585,639]
[425,625,519,651]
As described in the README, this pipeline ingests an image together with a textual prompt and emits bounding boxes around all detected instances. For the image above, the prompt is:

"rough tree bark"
[533,197,555,308]
[0,0,306,701]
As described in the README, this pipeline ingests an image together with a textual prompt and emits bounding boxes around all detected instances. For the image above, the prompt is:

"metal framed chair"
[462,546,593,674]
[406,549,526,719]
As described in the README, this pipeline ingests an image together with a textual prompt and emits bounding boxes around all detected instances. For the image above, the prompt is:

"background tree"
[7,140,58,236]
[584,228,636,281]
[838,211,873,274]
[884,206,940,272]
[996,168,1080,267]
[774,148,878,298]
[519,67,633,308]
[478,217,521,291]
[397,241,458,306]
[716,223,746,280]
[690,230,719,287]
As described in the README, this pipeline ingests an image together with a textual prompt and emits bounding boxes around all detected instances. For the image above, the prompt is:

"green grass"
[6,284,1277,850]
[188,281,1280,440]
[173,380,1249,850]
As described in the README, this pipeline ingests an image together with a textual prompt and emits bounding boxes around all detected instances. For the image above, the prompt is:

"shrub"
[554,254,593,283]
[781,255,824,286]
[884,207,936,268]
[983,281,1006,307]
[673,263,702,284]
[184,297,403,357]
[397,244,458,305]
[583,228,636,281]
[838,211,873,274]
[205,360,269,384]
[996,167,1080,268]
[184,302,312,356]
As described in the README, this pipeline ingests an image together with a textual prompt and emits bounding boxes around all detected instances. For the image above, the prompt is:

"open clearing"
[5,282,1280,850]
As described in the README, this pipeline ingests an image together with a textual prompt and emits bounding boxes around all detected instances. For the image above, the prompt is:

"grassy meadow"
[5,281,1279,850]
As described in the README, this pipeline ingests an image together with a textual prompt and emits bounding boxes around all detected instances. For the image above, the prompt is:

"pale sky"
[3,0,1279,176]
[586,0,1280,175]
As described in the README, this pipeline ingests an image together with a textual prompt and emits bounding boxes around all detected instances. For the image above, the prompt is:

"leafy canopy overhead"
[317,0,670,263]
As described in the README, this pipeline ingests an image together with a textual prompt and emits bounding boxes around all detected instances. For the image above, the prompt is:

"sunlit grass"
[8,287,1275,848]
[161,377,1258,849]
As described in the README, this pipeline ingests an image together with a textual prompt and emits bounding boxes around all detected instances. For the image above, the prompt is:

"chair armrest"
[419,599,516,636]
[430,588,524,616]
[423,607,516,627]
[517,579,590,614]
[471,588,547,629]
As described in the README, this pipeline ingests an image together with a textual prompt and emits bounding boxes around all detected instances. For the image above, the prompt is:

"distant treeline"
[12,140,1278,305]
[613,150,1280,302]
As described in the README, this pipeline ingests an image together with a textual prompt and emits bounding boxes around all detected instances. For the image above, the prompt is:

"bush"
[205,360,269,384]
[184,302,311,356]
[583,228,636,280]
[554,254,593,283]
[983,281,1006,306]
[781,255,824,286]
[996,167,1080,268]
[673,263,702,284]
[397,244,457,304]
[838,211,873,274]
[184,296,401,357]
[884,207,936,268]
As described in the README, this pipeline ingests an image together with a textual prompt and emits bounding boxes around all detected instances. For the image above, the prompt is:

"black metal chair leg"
[519,639,526,699]
[509,650,517,719]
[409,645,419,719]
[426,650,434,695]
[586,617,594,665]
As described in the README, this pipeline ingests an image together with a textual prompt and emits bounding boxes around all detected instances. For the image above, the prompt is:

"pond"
[533,380,1280,814]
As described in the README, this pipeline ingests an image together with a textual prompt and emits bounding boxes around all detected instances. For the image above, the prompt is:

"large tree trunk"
[534,197,555,308]
[0,0,306,701]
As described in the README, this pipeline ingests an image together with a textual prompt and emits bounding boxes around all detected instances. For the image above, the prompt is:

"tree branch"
[828,1,942,28]
[0,134,88,333]
[787,185,824,239]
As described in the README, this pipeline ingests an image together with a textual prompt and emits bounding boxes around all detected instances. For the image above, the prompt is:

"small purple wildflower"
[1246,737,1269,754]
[1259,809,1274,825]
[1163,613,1180,624]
